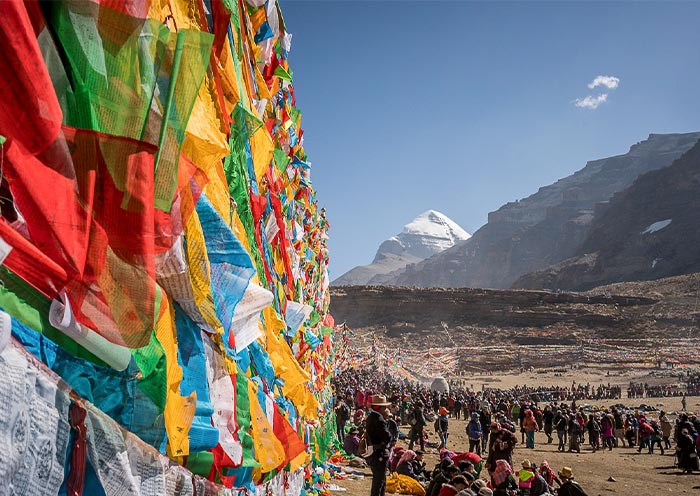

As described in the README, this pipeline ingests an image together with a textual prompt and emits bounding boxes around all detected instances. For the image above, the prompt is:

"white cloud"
[574,93,608,109]
[588,75,620,90]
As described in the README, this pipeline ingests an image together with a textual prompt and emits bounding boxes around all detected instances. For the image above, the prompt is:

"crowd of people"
[333,367,700,496]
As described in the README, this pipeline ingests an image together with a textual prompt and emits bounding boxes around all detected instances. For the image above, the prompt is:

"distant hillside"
[332,210,469,286]
[384,133,700,288]
[514,138,700,290]
[329,273,700,371]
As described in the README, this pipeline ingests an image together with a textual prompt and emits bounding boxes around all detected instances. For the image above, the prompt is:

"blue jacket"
[467,419,483,439]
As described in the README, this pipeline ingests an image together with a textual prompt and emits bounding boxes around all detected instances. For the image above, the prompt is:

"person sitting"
[426,459,458,496]
[490,459,518,496]
[517,459,535,496]
[396,449,426,482]
[413,450,430,480]
[343,427,360,456]
[556,467,587,496]
[437,475,470,496]
[529,464,555,496]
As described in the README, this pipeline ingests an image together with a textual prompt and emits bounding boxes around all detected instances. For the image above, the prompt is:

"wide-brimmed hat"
[558,467,574,479]
[472,478,487,489]
[522,459,532,469]
[369,394,391,407]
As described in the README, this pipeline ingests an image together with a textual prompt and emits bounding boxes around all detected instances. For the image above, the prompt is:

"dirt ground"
[332,369,700,496]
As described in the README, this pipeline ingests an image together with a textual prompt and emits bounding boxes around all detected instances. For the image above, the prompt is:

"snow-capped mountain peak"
[376,210,471,262]
[332,211,470,286]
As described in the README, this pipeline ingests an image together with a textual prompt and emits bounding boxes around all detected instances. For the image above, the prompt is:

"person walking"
[567,414,581,453]
[522,409,539,449]
[542,406,554,444]
[601,413,615,451]
[366,395,393,496]
[467,412,483,455]
[660,412,673,450]
[436,406,450,450]
[408,400,427,451]
[555,410,568,452]
[480,405,492,454]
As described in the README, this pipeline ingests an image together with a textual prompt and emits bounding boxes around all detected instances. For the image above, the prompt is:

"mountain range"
[514,136,700,290]
[334,132,700,290]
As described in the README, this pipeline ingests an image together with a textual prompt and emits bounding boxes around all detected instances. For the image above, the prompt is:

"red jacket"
[437,485,459,496]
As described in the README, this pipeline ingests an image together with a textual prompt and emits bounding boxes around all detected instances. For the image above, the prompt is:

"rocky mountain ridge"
[514,138,700,290]
[382,132,700,288]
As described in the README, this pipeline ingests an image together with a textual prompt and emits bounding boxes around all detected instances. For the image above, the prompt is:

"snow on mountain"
[376,210,471,262]
[332,210,470,286]
[642,219,672,235]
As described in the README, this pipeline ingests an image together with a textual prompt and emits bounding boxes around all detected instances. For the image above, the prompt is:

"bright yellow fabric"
[247,379,286,471]
[254,63,273,102]
[288,450,310,473]
[261,307,319,420]
[157,291,196,458]
[249,126,274,182]
[147,0,171,25]
[216,44,240,113]
[164,0,205,30]
[385,473,426,496]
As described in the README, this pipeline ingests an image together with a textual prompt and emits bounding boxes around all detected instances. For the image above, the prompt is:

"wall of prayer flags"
[0,0,334,493]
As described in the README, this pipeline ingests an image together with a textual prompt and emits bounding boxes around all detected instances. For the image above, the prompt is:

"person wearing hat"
[517,460,535,496]
[557,467,587,496]
[470,477,487,494]
[522,409,539,449]
[490,459,518,496]
[436,406,450,450]
[343,427,361,456]
[467,412,483,455]
[396,449,425,482]
[365,394,393,496]
[486,422,517,473]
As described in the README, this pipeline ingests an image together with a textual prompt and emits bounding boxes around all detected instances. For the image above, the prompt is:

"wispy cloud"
[574,94,608,109]
[587,75,620,90]
[574,75,620,110]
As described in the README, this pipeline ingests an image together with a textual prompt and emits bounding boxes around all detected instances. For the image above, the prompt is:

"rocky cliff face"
[330,274,700,371]
[332,210,470,286]
[385,133,700,288]
[330,285,662,339]
[514,138,700,290]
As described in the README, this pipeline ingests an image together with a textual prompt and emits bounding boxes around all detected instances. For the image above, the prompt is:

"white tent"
[430,376,449,394]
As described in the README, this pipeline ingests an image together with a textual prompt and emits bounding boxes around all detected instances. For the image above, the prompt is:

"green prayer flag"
[273,148,291,172]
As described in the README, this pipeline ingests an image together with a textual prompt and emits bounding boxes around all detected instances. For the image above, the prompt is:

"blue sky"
[282,1,700,279]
